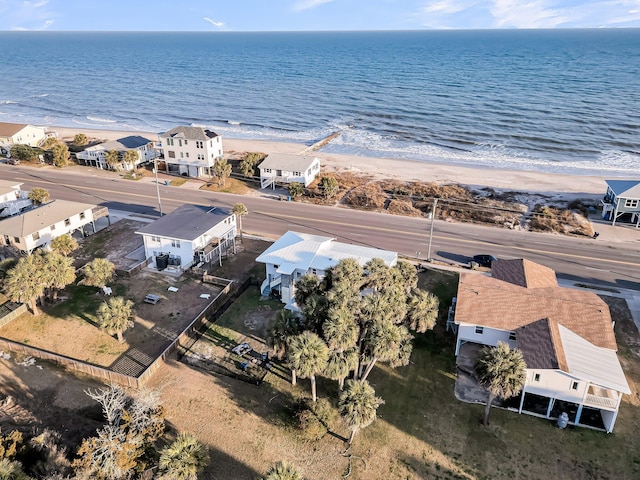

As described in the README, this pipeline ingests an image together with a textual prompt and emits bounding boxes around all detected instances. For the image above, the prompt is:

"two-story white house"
[450,258,630,433]
[256,231,397,309]
[135,204,237,271]
[158,126,223,178]
[0,180,31,218]
[0,122,47,149]
[258,153,321,189]
[76,136,155,170]
[0,200,100,253]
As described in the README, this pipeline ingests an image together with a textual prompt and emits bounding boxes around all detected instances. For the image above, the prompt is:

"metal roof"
[605,180,640,198]
[559,324,630,394]
[0,200,96,237]
[258,153,319,171]
[0,180,22,197]
[256,230,397,272]
[135,204,232,241]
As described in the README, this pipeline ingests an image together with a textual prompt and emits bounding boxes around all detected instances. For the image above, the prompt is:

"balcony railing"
[584,386,619,410]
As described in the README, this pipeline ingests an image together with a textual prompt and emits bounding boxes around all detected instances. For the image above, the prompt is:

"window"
[311,269,317,275]
[475,326,484,334]
[197,154,205,161]
[263,168,271,173]
[184,140,188,145]
[14,237,20,243]
[80,212,86,220]
[625,199,639,208]
[294,171,301,176]
[168,151,175,158]
[180,152,184,158]
[151,236,160,243]
[171,239,181,248]
[534,373,541,382]
[50,224,56,231]
[196,141,203,148]
[571,381,579,390]
[32,232,40,241]
[185,152,189,158]
[509,331,517,341]
[178,139,182,147]
[64,218,71,227]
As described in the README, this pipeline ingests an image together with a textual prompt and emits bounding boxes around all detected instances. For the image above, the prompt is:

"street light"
[426,198,438,261]
[153,154,163,217]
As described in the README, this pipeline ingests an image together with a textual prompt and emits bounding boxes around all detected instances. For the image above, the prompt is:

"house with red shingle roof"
[451,258,630,433]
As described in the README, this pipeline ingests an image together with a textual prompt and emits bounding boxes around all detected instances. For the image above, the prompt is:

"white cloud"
[490,0,568,28]
[3,0,55,30]
[293,0,336,12]
[416,0,640,28]
[203,17,225,28]
[25,0,49,7]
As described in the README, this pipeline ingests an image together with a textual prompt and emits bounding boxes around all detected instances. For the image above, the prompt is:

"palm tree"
[475,341,527,426]
[231,203,248,242]
[105,149,120,170]
[28,187,50,205]
[324,348,358,390]
[323,307,359,350]
[293,274,322,308]
[361,322,413,381]
[123,149,139,170]
[267,309,301,360]
[50,233,79,256]
[52,142,69,167]
[395,260,418,292]
[73,133,88,146]
[82,258,115,289]
[338,379,384,444]
[406,288,439,333]
[263,461,304,480]
[96,296,135,343]
[213,157,232,186]
[364,258,390,292]
[0,458,30,480]
[5,254,46,314]
[287,331,329,401]
[42,251,75,301]
[157,433,209,480]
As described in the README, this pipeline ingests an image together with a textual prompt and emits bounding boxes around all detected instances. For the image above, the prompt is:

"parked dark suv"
[472,254,497,268]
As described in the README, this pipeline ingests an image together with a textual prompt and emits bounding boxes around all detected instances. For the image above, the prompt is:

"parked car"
[472,254,497,268]
[7,158,20,165]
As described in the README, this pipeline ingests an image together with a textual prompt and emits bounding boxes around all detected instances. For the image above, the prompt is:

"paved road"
[3,164,640,290]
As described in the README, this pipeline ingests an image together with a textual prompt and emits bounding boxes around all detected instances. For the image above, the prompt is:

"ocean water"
[1,30,639,176]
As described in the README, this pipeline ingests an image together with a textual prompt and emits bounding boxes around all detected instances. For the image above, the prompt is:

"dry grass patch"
[200,177,252,194]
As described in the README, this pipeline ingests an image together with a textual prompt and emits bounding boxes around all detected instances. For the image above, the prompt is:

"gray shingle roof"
[160,126,219,142]
[0,200,97,237]
[491,258,558,289]
[135,204,231,241]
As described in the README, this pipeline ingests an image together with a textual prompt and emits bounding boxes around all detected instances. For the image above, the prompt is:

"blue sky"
[2,0,639,31]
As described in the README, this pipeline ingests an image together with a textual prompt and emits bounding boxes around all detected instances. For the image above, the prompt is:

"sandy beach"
[51,125,611,201]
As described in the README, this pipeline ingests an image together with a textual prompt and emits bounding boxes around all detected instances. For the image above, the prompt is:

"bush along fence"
[0,276,257,389]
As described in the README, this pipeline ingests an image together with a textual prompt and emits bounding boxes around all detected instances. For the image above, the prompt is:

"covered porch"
[194,228,236,267]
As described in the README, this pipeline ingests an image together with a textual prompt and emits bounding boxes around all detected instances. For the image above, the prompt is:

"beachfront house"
[0,122,48,149]
[449,258,630,433]
[256,230,397,309]
[601,179,640,228]
[258,153,321,189]
[0,200,103,254]
[76,136,155,170]
[0,180,31,218]
[135,204,237,271]
[158,126,223,178]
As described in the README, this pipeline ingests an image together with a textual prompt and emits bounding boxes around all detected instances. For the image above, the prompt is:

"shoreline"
[50,125,613,200]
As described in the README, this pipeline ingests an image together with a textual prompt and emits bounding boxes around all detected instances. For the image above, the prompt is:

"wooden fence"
[0,303,28,328]
[0,276,255,388]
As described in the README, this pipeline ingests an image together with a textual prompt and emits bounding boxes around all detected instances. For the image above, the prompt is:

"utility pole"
[427,198,438,261]
[153,155,163,216]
